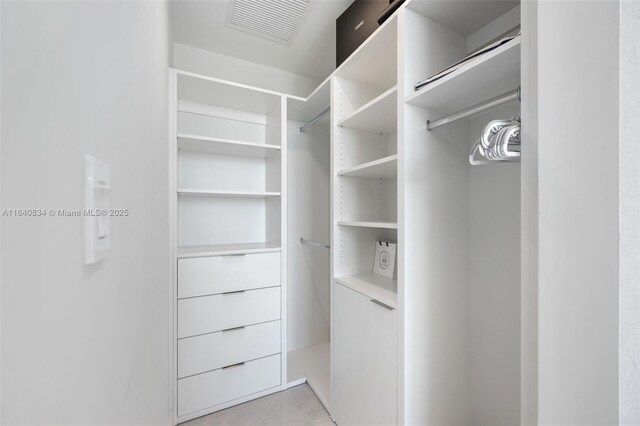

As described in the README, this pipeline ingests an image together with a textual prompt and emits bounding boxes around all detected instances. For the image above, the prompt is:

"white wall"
[286,120,330,351]
[537,1,619,424]
[1,1,171,424]
[173,43,321,98]
[620,1,640,424]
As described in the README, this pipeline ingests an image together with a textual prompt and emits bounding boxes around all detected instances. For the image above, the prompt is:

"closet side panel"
[620,1,640,424]
[468,104,521,426]
[537,1,619,424]
[401,9,470,426]
[286,120,330,351]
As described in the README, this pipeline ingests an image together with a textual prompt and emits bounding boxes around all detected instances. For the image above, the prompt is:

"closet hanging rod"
[426,87,521,131]
[300,107,330,133]
[300,237,330,249]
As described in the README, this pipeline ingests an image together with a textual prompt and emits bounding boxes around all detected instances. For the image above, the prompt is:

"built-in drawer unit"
[178,353,282,417]
[178,320,281,378]
[178,252,281,299]
[178,286,281,339]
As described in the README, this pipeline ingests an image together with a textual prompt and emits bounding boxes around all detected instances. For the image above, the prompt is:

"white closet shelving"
[170,70,288,424]
[284,77,332,412]
[406,36,521,113]
[337,154,397,178]
[177,133,281,158]
[332,13,399,318]
[336,86,398,134]
[169,0,532,424]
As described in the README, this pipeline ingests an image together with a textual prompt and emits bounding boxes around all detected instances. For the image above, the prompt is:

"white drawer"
[178,353,281,417]
[178,286,281,338]
[178,252,281,298]
[178,320,281,378]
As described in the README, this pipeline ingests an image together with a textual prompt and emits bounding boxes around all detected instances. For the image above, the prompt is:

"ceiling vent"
[227,0,311,45]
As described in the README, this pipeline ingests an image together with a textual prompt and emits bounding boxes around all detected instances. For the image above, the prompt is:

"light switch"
[84,155,110,264]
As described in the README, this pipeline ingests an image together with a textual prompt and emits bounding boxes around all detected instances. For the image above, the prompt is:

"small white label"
[355,20,364,31]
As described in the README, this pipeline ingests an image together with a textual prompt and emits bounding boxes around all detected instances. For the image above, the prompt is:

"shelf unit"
[332,13,399,322]
[337,86,397,134]
[406,37,521,114]
[337,155,397,178]
[170,70,288,423]
[169,0,530,423]
[337,220,398,230]
[178,133,281,158]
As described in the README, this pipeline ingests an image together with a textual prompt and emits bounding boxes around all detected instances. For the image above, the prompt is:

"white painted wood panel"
[177,134,280,158]
[177,354,281,417]
[333,282,397,426]
[178,252,281,298]
[178,286,281,338]
[178,196,267,246]
[178,320,281,378]
[337,87,398,135]
[337,155,397,179]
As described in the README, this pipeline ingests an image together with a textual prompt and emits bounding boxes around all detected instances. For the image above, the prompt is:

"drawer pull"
[222,362,245,370]
[222,290,246,296]
[370,299,394,310]
[222,326,246,333]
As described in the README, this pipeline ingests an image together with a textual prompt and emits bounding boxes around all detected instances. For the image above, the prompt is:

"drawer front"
[178,286,281,338]
[178,353,281,417]
[178,252,281,299]
[178,320,281,378]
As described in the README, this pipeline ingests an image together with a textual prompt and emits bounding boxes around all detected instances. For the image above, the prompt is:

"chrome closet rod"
[300,237,330,249]
[426,87,521,131]
[299,107,330,133]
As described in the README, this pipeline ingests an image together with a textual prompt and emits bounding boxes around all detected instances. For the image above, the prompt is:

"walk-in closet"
[168,1,528,424]
[3,0,635,424]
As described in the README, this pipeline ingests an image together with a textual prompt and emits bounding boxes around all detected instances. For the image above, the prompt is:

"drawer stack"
[176,252,282,418]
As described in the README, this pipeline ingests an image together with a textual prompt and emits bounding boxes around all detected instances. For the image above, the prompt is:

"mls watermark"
[1,209,130,217]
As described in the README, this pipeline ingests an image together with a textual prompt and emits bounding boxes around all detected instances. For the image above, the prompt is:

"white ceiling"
[169,0,352,81]
[169,0,520,81]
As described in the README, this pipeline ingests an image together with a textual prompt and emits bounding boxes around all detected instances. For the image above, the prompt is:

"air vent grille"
[228,0,310,44]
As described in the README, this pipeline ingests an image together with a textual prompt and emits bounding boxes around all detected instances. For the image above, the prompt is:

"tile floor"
[182,384,334,426]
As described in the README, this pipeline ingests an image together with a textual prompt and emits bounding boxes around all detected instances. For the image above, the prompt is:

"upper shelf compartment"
[337,86,397,135]
[405,0,519,38]
[335,15,397,91]
[288,77,330,125]
[176,70,282,115]
[406,37,521,114]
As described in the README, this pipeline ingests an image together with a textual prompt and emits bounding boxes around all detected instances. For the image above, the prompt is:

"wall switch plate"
[84,155,110,264]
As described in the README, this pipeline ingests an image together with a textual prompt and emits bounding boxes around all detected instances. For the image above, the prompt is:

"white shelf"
[177,242,281,258]
[178,189,281,198]
[335,273,397,309]
[406,37,521,115]
[337,86,397,135]
[177,70,282,115]
[338,155,398,179]
[337,220,398,230]
[287,342,331,411]
[177,134,280,158]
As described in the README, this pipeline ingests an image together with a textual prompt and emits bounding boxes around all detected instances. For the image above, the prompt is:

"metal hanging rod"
[300,107,330,133]
[300,237,330,249]
[426,87,521,131]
